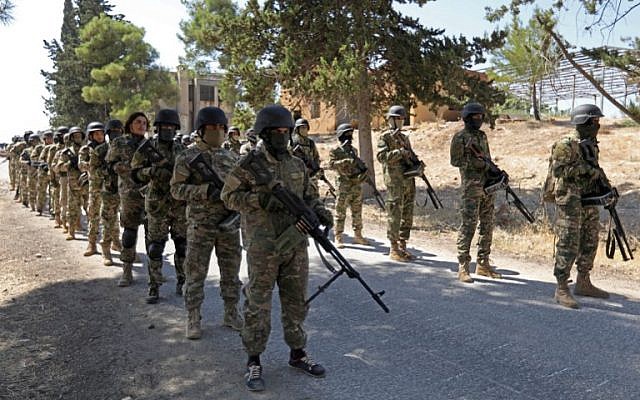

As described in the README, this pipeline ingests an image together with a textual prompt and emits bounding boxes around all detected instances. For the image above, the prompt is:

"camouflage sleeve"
[450,132,465,168]
[78,146,91,172]
[311,140,321,165]
[551,140,595,180]
[56,150,70,173]
[220,163,261,212]
[89,148,104,179]
[376,134,403,164]
[130,149,152,184]
[169,152,209,202]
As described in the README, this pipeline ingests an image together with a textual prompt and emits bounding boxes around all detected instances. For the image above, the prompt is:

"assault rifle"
[391,129,443,209]
[240,151,389,313]
[340,141,386,211]
[187,152,240,232]
[62,148,79,170]
[137,139,168,167]
[291,144,336,199]
[466,143,535,223]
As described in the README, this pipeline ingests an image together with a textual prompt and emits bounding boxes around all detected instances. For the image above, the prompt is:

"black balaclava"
[576,118,600,140]
[263,129,290,160]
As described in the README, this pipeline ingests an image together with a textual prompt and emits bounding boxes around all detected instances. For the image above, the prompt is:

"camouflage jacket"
[170,139,236,224]
[328,143,362,183]
[91,143,118,194]
[450,127,491,188]
[131,138,186,202]
[377,129,413,179]
[56,142,83,181]
[239,141,257,156]
[221,143,327,252]
[290,135,320,170]
[550,131,608,204]
[222,138,241,155]
[105,133,146,195]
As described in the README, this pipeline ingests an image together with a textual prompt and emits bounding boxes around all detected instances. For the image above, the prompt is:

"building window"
[200,85,216,101]
[310,101,321,119]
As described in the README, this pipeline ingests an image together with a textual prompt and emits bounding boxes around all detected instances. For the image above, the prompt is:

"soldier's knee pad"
[148,241,165,261]
[174,237,187,258]
[122,228,138,249]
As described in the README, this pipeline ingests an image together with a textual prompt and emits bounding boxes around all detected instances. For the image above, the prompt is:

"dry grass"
[313,118,640,280]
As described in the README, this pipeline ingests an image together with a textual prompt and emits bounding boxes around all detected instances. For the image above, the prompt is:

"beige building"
[176,67,225,133]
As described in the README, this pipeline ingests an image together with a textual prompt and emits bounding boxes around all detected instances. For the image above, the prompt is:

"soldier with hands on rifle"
[328,123,372,248]
[450,102,502,283]
[56,126,86,241]
[106,112,150,287]
[131,109,187,304]
[47,128,66,228]
[545,104,621,309]
[221,105,333,392]
[376,105,417,262]
[35,130,54,216]
[170,106,244,338]
[79,122,106,257]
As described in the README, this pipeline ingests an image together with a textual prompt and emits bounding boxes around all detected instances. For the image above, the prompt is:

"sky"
[0,0,638,143]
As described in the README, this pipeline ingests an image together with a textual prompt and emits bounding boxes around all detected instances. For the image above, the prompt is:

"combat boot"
[54,215,62,228]
[111,238,123,252]
[334,232,345,249]
[62,224,68,234]
[83,240,98,257]
[117,263,133,287]
[398,239,415,260]
[101,243,114,266]
[223,303,244,331]
[186,308,202,340]
[554,279,579,309]
[389,242,411,262]
[476,258,502,279]
[145,285,159,304]
[353,230,371,246]
[65,227,75,241]
[574,272,609,299]
[457,261,474,283]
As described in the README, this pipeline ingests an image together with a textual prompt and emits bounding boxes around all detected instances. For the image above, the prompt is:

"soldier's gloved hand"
[316,208,334,229]
[113,162,130,175]
[207,184,221,200]
[258,192,284,212]
[151,166,173,181]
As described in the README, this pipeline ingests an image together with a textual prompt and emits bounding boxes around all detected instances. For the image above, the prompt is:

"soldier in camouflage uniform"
[57,126,86,240]
[93,120,124,266]
[35,130,53,215]
[239,128,257,155]
[131,109,187,304]
[222,105,333,392]
[328,123,371,248]
[23,133,43,211]
[11,136,26,201]
[17,131,32,207]
[450,103,501,283]
[79,122,107,256]
[48,129,66,228]
[106,112,149,287]
[548,104,610,309]
[171,106,243,338]
[52,133,71,232]
[222,125,242,155]
[7,136,19,191]
[376,105,416,262]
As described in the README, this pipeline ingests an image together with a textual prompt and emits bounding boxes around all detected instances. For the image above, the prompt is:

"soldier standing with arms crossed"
[222,105,333,392]
[170,106,243,338]
[450,102,502,283]
[131,109,187,304]
[106,112,149,287]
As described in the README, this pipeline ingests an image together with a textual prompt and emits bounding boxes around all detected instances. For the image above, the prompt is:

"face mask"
[389,118,403,130]
[341,135,353,145]
[202,127,225,147]
[158,127,176,143]
[264,129,290,160]
[577,120,600,139]
[464,116,483,131]
[108,130,122,141]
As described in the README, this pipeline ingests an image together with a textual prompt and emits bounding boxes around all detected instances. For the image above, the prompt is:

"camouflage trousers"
[335,178,363,233]
[184,223,242,313]
[28,169,38,209]
[59,175,69,227]
[119,192,147,264]
[384,175,416,242]
[67,186,86,229]
[86,185,102,243]
[36,170,49,213]
[456,191,495,264]
[50,180,60,220]
[19,168,29,204]
[100,192,120,246]
[8,160,15,189]
[146,199,187,288]
[553,197,599,282]
[242,243,308,356]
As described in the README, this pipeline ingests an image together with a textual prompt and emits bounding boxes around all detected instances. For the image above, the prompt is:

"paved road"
[2,161,639,399]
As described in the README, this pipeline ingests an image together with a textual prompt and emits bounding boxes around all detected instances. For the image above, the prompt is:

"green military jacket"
[91,143,118,194]
[377,129,412,181]
[450,127,491,194]
[222,138,241,155]
[328,143,362,184]
[105,133,146,195]
[131,138,186,202]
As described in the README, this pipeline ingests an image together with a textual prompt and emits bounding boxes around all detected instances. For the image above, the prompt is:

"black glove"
[316,208,334,229]
[258,192,284,212]
[207,184,221,200]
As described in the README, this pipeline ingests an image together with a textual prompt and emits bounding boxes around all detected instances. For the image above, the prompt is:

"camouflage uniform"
[6,141,15,190]
[329,143,364,235]
[239,140,257,156]
[48,141,65,227]
[377,130,416,246]
[26,141,43,211]
[222,137,242,155]
[450,126,496,268]
[171,139,242,326]
[92,142,122,264]
[52,141,70,231]
[57,141,84,239]
[131,138,187,295]
[106,133,147,285]
[79,142,102,249]
[10,140,25,195]
[36,139,54,215]
[221,143,327,357]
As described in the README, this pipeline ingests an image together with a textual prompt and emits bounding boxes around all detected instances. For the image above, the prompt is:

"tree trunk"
[356,68,375,198]
[531,81,541,120]
[540,19,640,124]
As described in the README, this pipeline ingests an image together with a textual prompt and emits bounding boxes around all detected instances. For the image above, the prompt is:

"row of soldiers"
[2,101,618,391]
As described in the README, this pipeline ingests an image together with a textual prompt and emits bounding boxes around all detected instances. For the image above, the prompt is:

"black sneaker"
[288,352,326,378]
[145,287,159,304]
[245,363,265,392]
